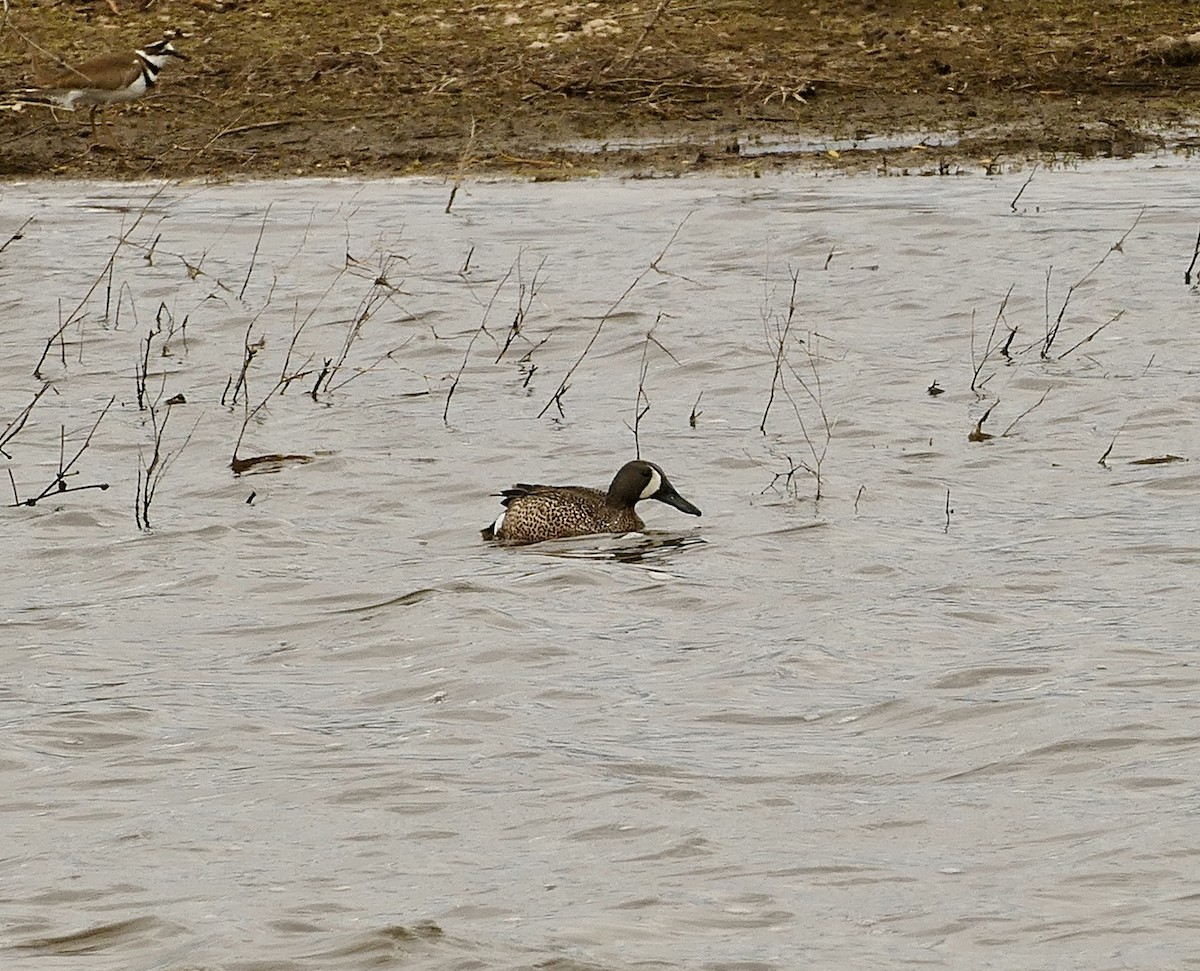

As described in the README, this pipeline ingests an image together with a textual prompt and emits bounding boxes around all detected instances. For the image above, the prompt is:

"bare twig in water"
[33,185,170,379]
[1010,163,1038,212]
[761,267,800,433]
[627,321,659,459]
[944,488,953,532]
[970,285,1013,392]
[10,397,113,507]
[689,391,703,428]
[760,455,802,497]
[538,213,692,419]
[102,255,116,325]
[0,383,51,459]
[446,117,478,215]
[760,267,834,499]
[0,216,34,256]
[135,329,153,410]
[1098,419,1127,468]
[1057,309,1125,360]
[444,258,517,423]
[1186,225,1200,286]
[227,320,264,408]
[317,255,406,396]
[231,371,291,472]
[1001,386,1051,437]
[495,255,547,363]
[240,203,272,301]
[1042,208,1143,359]
[136,396,198,531]
[779,337,834,499]
[999,325,1017,359]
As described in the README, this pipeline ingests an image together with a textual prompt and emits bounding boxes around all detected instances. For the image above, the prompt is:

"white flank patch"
[639,468,662,500]
[491,511,506,535]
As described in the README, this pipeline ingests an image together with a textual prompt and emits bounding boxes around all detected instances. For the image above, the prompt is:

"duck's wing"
[496,484,602,507]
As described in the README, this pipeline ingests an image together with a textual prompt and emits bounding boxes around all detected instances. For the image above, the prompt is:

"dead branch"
[136,399,198,530]
[240,203,272,301]
[1010,162,1039,212]
[760,267,800,433]
[1001,386,1051,437]
[317,258,405,395]
[627,321,660,459]
[0,383,51,459]
[538,213,692,419]
[970,285,1013,392]
[600,0,673,78]
[495,255,547,363]
[32,185,170,379]
[446,116,478,215]
[1042,208,1143,358]
[135,329,153,410]
[1098,419,1127,468]
[1057,309,1125,360]
[0,215,33,256]
[1186,225,1200,286]
[1180,222,1200,282]
[11,396,113,507]
[444,258,517,422]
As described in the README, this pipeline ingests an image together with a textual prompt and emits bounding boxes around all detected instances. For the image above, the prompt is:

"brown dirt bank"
[3,0,1200,180]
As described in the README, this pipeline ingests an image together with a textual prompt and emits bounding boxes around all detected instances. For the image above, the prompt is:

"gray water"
[2,158,1199,970]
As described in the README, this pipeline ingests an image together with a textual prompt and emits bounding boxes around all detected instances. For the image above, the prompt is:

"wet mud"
[4,1,1200,180]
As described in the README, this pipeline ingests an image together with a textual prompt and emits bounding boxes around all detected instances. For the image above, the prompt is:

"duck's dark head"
[609,460,701,517]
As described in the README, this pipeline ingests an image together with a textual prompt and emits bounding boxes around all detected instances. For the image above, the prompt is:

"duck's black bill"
[658,488,701,517]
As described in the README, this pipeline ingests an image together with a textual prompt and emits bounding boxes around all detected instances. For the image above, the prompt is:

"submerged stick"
[0,215,33,256]
[12,396,114,507]
[1001,386,1051,437]
[628,323,659,459]
[1010,162,1038,212]
[0,383,50,459]
[1057,309,1125,360]
[239,203,272,301]
[446,117,478,215]
[32,184,170,379]
[1042,208,1143,358]
[444,259,517,423]
[970,285,1013,391]
[537,213,692,419]
[1186,225,1200,286]
[136,402,199,530]
[760,267,800,434]
[495,256,547,364]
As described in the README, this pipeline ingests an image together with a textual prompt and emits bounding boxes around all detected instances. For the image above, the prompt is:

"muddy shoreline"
[4,1,1200,180]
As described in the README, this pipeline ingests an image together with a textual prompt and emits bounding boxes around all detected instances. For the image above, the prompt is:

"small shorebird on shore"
[4,38,187,140]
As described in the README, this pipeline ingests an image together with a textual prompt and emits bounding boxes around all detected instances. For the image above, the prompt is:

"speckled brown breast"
[490,485,645,544]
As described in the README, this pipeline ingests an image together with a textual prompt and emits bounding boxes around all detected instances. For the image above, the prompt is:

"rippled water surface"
[3,159,1200,970]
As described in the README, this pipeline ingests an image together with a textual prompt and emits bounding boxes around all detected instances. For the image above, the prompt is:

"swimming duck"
[481,459,701,545]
